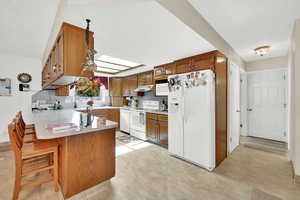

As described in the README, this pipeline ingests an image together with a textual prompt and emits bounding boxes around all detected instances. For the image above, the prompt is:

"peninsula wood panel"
[58,129,116,198]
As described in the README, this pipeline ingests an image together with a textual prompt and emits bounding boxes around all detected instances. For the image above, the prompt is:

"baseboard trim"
[290,160,300,184]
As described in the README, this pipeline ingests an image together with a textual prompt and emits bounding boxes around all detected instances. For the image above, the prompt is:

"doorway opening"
[239,69,288,154]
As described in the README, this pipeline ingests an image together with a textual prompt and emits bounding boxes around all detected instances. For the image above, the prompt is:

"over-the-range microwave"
[155,83,169,96]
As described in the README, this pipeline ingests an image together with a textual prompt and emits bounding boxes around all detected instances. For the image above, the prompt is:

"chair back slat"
[13,118,25,140]
[8,123,22,153]
[17,111,26,129]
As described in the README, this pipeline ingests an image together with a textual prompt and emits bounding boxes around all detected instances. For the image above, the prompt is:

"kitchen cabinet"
[164,63,176,76]
[109,77,123,96]
[154,65,165,80]
[56,85,69,96]
[110,96,123,107]
[42,22,94,89]
[146,113,168,148]
[90,109,120,129]
[122,75,137,96]
[154,63,176,80]
[190,53,215,71]
[146,118,158,142]
[175,58,192,74]
[138,71,153,86]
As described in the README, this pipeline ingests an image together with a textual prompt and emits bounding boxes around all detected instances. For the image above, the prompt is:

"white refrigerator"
[168,70,216,171]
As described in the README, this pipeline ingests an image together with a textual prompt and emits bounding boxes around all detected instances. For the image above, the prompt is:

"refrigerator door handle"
[183,90,187,122]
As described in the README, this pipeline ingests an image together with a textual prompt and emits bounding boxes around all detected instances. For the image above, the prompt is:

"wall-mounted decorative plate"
[17,73,32,83]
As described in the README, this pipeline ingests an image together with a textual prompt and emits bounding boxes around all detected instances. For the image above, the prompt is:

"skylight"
[95,55,143,74]
[95,67,119,74]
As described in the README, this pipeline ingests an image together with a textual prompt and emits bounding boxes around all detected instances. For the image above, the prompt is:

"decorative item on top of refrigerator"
[168,71,209,92]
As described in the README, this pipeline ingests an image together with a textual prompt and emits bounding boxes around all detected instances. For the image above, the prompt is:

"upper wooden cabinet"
[175,58,192,74]
[164,63,176,76]
[122,75,138,96]
[154,62,175,80]
[190,52,215,71]
[42,22,94,89]
[138,71,153,86]
[109,77,123,96]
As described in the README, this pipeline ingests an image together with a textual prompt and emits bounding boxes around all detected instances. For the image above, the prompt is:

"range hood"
[134,85,153,92]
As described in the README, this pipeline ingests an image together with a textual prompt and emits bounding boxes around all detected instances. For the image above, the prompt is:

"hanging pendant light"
[82,19,98,72]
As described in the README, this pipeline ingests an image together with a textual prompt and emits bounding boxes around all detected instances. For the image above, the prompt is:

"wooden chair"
[16,112,36,134]
[8,122,59,200]
[14,117,36,144]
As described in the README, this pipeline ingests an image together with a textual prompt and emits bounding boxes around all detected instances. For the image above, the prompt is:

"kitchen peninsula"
[32,109,118,198]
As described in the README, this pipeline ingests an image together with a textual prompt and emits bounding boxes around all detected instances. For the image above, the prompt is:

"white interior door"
[228,63,241,153]
[247,69,287,142]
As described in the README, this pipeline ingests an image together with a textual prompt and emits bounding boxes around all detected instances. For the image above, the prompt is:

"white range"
[120,101,161,141]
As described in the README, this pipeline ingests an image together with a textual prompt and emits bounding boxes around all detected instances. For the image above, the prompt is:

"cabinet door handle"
[247,108,253,111]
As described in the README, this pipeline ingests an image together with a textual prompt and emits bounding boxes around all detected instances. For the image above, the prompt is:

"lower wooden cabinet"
[146,113,168,148]
[91,109,120,129]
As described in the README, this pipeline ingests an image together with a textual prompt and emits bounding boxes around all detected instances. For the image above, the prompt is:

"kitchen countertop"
[32,109,118,140]
[76,106,122,111]
[120,107,168,115]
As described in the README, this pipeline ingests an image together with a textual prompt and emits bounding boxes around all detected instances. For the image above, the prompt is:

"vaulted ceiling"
[1,0,299,67]
[0,0,60,59]
[64,0,215,71]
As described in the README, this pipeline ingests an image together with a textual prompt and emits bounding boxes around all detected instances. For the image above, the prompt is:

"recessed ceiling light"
[254,45,270,56]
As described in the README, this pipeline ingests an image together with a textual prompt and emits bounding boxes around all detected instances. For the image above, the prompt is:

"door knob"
[236,110,241,112]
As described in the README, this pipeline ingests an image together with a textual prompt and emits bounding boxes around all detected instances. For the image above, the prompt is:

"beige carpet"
[252,188,282,200]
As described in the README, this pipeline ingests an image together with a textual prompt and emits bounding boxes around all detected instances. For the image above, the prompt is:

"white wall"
[0,54,42,142]
[246,56,288,72]
[288,19,300,176]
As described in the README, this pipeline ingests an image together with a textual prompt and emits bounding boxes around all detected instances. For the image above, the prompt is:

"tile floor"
[0,132,299,200]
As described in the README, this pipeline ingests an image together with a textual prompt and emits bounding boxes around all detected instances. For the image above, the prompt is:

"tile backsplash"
[32,89,167,109]
[32,90,109,109]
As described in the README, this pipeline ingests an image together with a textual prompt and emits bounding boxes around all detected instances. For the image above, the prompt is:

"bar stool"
[16,111,35,133]
[14,117,36,144]
[8,122,59,200]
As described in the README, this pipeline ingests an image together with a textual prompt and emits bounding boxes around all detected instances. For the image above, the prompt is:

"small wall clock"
[17,73,32,83]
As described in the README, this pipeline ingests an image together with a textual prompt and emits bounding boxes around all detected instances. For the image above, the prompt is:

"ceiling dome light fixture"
[254,45,270,56]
